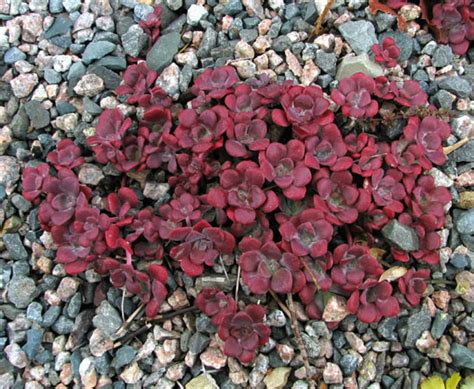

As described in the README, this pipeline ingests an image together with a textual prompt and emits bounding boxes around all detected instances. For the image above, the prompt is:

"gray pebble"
[382,220,419,252]
[405,310,431,347]
[438,76,472,98]
[112,345,136,369]
[450,343,474,369]
[22,328,44,360]
[24,100,50,129]
[63,0,81,12]
[7,276,36,308]
[44,15,72,39]
[92,300,122,336]
[432,45,453,67]
[196,27,218,58]
[82,41,116,65]
[338,21,377,55]
[3,233,28,261]
[97,56,127,70]
[52,316,75,334]
[44,69,62,84]
[188,332,210,354]
[456,209,474,235]
[315,50,336,76]
[4,48,26,64]
[223,0,243,15]
[146,31,182,72]
[272,36,291,52]
[431,312,452,339]
[121,25,148,57]
[42,306,62,327]
[26,302,43,323]
[450,139,474,163]
[49,0,64,13]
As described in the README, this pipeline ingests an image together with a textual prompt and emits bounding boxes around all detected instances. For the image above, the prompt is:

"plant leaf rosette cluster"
[22,11,454,364]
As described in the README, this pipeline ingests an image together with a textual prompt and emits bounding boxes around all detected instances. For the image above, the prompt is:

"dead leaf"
[368,0,407,31]
[379,266,408,282]
[370,247,386,260]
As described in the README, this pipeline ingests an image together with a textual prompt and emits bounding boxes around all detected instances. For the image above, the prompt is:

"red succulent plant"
[331,244,384,292]
[403,116,451,166]
[304,124,352,171]
[169,220,236,276]
[115,62,158,104]
[47,139,84,170]
[259,140,312,200]
[272,85,334,138]
[23,27,454,361]
[279,209,334,257]
[348,280,400,323]
[372,37,400,68]
[239,238,305,294]
[330,72,378,118]
[218,304,271,363]
[22,163,50,203]
[207,161,279,225]
[398,268,429,306]
[195,288,237,326]
[191,66,239,100]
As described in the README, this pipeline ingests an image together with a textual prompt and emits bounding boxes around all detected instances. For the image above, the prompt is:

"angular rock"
[146,31,182,73]
[8,276,37,308]
[24,101,50,129]
[3,233,28,260]
[336,54,383,80]
[450,343,474,369]
[382,220,419,251]
[122,25,148,57]
[405,310,431,347]
[456,209,474,235]
[187,4,208,26]
[338,21,377,55]
[437,77,472,98]
[82,41,116,64]
[263,367,291,389]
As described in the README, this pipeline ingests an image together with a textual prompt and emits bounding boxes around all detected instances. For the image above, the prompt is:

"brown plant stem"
[114,305,199,348]
[443,137,469,155]
[311,0,336,38]
[429,279,456,286]
[287,293,315,389]
[115,302,145,338]
[269,290,291,318]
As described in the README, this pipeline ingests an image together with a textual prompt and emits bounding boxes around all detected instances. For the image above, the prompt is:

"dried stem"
[115,302,145,338]
[235,265,241,304]
[219,255,230,281]
[287,293,315,389]
[429,279,456,286]
[311,0,335,38]
[300,257,320,290]
[443,137,469,155]
[269,290,292,318]
[114,305,199,348]
[120,287,126,322]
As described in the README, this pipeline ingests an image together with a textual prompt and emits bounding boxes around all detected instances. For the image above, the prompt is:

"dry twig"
[269,290,292,318]
[443,137,469,155]
[311,0,336,39]
[115,302,145,338]
[287,293,315,389]
[113,305,198,348]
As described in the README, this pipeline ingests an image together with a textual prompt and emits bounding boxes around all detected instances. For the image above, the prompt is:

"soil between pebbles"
[0,0,473,388]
